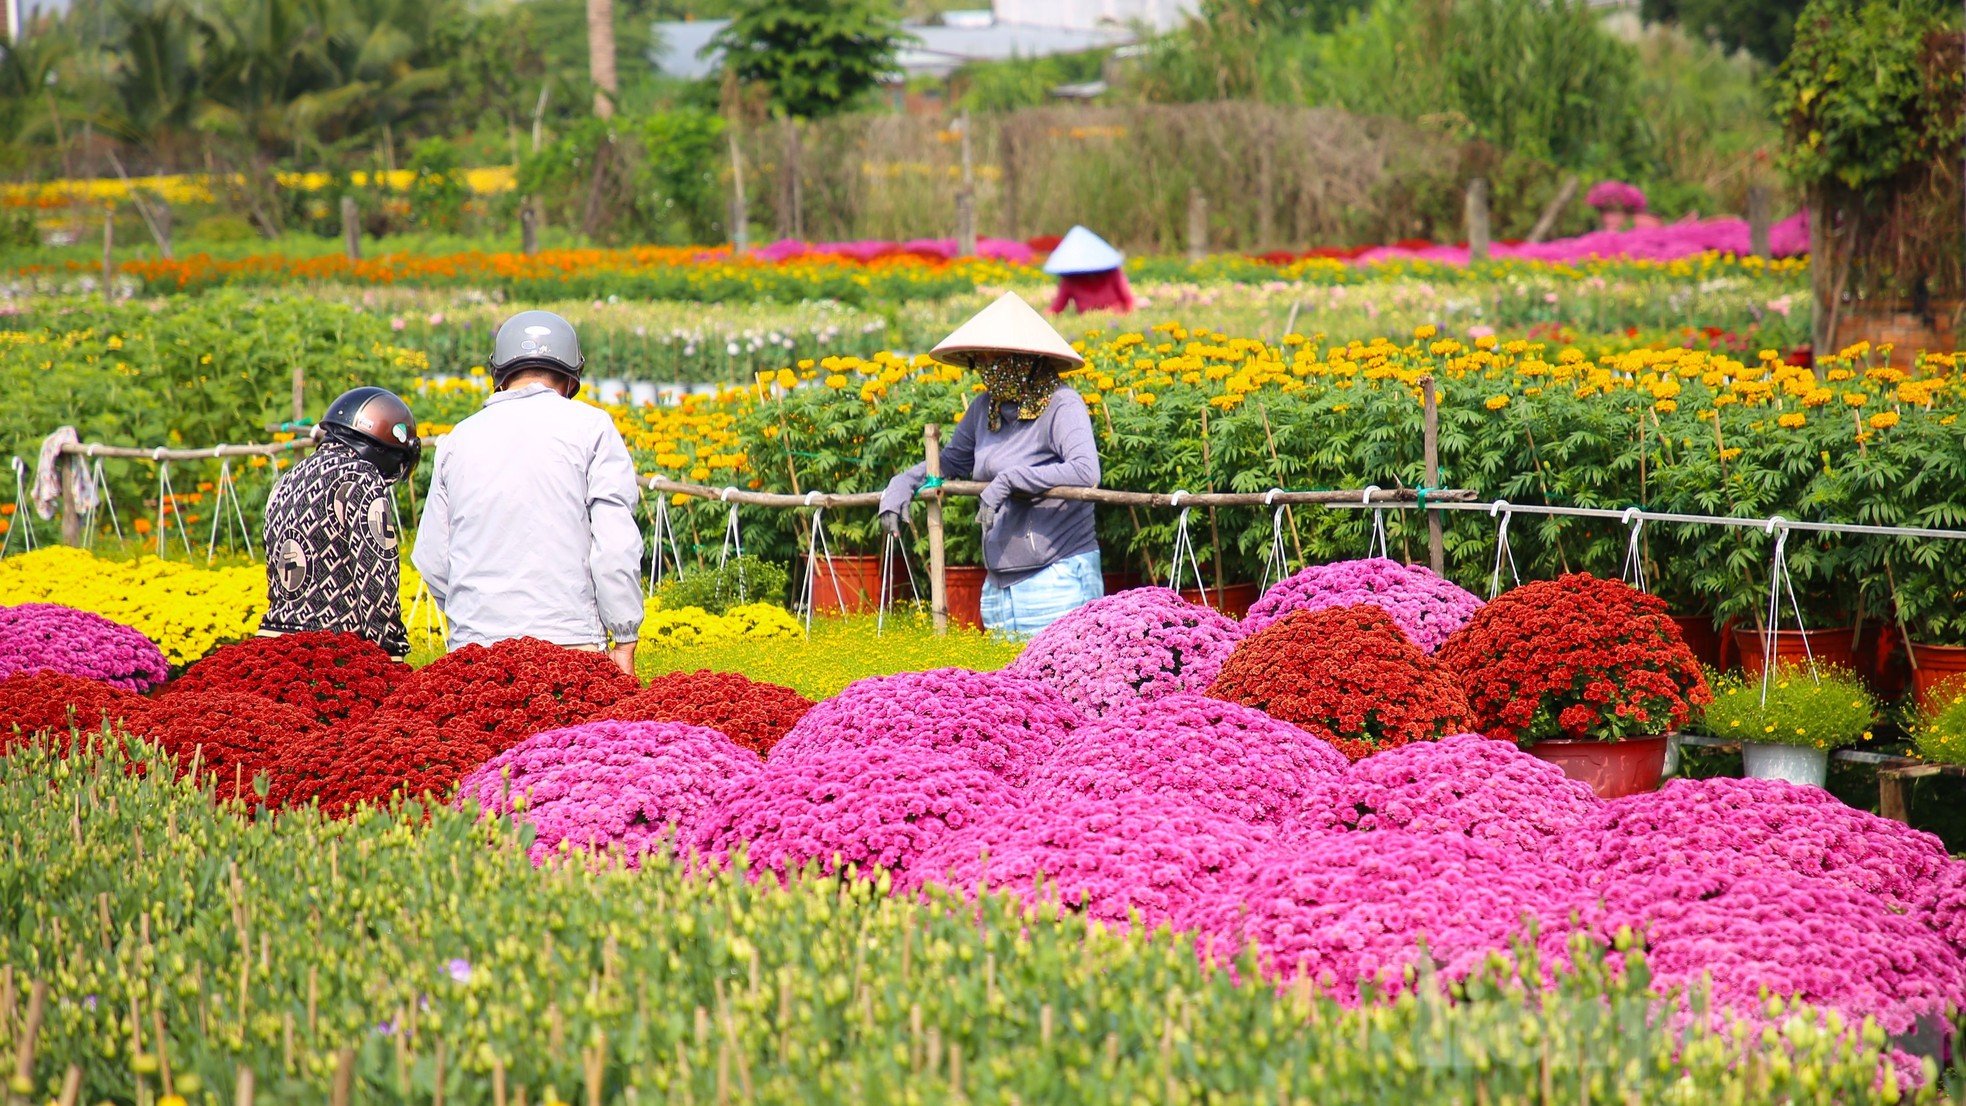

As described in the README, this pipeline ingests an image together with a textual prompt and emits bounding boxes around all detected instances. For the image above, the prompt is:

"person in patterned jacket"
[261,388,423,660]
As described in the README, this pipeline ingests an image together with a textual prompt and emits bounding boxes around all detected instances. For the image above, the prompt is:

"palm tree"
[586,0,614,118]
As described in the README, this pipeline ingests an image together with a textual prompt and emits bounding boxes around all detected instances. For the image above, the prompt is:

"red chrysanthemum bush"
[273,712,494,814]
[0,672,144,754]
[588,670,813,756]
[128,691,319,804]
[1206,605,1470,761]
[1435,574,1709,745]
[165,631,412,727]
[379,638,639,743]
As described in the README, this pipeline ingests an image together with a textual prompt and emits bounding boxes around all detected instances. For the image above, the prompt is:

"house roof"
[649,18,1133,81]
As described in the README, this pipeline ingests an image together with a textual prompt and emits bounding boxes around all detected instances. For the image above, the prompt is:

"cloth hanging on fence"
[33,429,97,522]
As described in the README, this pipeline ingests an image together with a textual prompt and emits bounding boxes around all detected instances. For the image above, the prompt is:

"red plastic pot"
[1910,643,1966,709]
[1527,736,1669,800]
[1732,626,1856,678]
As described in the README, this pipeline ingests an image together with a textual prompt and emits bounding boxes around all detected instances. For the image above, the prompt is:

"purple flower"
[0,604,169,692]
[1242,559,1481,653]
[457,720,762,866]
[1027,693,1345,825]
[1009,588,1243,717]
[769,668,1077,786]
[446,959,472,984]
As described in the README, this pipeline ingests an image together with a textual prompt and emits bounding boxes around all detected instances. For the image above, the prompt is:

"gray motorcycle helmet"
[488,310,586,389]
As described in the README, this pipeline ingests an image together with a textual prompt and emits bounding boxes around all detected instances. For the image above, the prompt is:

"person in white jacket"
[412,310,645,675]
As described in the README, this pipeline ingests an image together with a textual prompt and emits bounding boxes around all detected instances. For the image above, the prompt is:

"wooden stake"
[12,980,46,1085]
[56,1066,81,1106]
[1185,188,1207,262]
[955,111,976,259]
[233,1065,254,1106]
[1747,185,1772,259]
[1199,404,1225,601]
[1421,377,1445,575]
[330,1048,354,1106]
[726,128,748,253]
[341,196,361,262]
[101,211,114,298]
[925,424,948,635]
[492,1057,507,1106]
[520,202,540,257]
[1525,174,1578,244]
[1465,179,1491,264]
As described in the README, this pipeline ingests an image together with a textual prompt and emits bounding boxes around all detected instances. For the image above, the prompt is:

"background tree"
[1640,0,1808,65]
[588,0,618,118]
[707,0,907,119]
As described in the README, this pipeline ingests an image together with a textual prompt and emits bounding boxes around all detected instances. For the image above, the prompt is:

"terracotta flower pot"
[1527,735,1669,799]
[1669,615,1723,670]
[943,565,987,630]
[1176,581,1260,618]
[806,554,883,616]
[1732,626,1856,678]
[1910,642,1966,709]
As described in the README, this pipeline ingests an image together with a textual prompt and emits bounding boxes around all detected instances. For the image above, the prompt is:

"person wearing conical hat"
[878,292,1104,637]
[1045,225,1136,316]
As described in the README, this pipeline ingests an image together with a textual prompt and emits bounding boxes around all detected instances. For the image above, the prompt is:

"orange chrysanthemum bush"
[1436,574,1709,746]
[0,672,145,755]
[1207,605,1470,761]
[128,692,320,804]
[164,631,412,727]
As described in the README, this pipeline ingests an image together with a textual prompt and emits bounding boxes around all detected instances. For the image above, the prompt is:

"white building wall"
[990,0,1198,33]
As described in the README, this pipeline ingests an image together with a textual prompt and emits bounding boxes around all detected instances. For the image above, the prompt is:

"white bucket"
[1741,743,1829,788]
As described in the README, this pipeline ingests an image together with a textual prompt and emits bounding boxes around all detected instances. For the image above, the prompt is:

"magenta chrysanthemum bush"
[0,604,169,692]
[690,741,1019,878]
[1024,693,1345,825]
[1195,831,1585,1001]
[1592,872,1965,1038]
[1293,733,1599,852]
[908,792,1270,931]
[1557,777,1953,910]
[1007,588,1242,717]
[457,721,762,867]
[1241,558,1483,652]
[1916,861,1966,962]
[767,668,1077,786]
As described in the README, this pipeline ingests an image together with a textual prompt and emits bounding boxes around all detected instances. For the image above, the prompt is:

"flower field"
[3,557,1964,1102]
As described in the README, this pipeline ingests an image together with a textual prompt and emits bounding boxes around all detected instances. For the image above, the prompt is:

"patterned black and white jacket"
[260,439,411,659]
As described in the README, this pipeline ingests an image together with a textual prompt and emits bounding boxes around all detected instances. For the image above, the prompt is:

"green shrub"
[1914,677,1966,765]
[653,555,792,613]
[183,214,261,244]
[1699,664,1877,749]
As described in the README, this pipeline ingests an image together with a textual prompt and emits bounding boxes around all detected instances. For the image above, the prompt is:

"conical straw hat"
[1042,225,1124,275]
[930,291,1085,370]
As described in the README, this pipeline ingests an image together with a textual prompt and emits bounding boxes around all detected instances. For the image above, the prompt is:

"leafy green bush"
[0,740,1933,1104]
[407,138,469,235]
[1914,677,1966,765]
[1700,664,1877,749]
[653,555,791,613]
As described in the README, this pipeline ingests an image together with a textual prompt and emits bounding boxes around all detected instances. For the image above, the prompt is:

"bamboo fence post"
[520,203,539,256]
[727,128,749,253]
[925,425,948,635]
[341,197,361,262]
[101,211,114,298]
[1747,185,1772,259]
[1185,188,1207,262]
[1422,377,1445,576]
[1465,179,1490,263]
[57,454,82,546]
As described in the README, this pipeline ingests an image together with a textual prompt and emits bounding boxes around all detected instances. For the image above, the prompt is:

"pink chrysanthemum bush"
[1242,559,1483,652]
[1007,587,1242,717]
[1917,861,1966,962]
[689,741,1019,879]
[1591,872,1966,1039]
[767,668,1077,786]
[0,604,168,692]
[458,721,763,867]
[908,792,1271,931]
[1194,831,1586,1002]
[1024,693,1345,825]
[1294,733,1600,852]
[1557,777,1954,910]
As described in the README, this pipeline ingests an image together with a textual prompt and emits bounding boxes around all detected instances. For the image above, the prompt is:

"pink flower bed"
[1008,588,1243,717]
[1293,733,1599,852]
[1025,693,1345,825]
[908,792,1270,931]
[1351,211,1809,266]
[768,668,1077,786]
[689,741,1019,879]
[748,237,1036,265]
[0,604,168,692]
[1193,831,1586,1001]
[1557,777,1953,910]
[1241,558,1483,651]
[1916,862,1966,962]
[457,720,762,866]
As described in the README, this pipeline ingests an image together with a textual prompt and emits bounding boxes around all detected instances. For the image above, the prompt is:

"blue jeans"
[980,549,1104,639]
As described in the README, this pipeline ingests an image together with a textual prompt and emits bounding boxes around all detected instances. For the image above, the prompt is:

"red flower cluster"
[129,691,318,803]
[1436,574,1709,745]
[273,713,490,814]
[165,632,412,726]
[0,672,144,755]
[380,638,639,742]
[1207,605,1470,761]
[590,670,813,755]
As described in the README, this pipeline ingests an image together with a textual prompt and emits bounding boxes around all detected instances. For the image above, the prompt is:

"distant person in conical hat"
[878,292,1104,637]
[1044,225,1136,316]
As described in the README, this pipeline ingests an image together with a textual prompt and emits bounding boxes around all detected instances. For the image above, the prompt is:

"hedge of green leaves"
[0,740,1939,1105]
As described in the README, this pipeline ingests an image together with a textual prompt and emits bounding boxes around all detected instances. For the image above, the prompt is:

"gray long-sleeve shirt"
[880,386,1101,587]
[412,384,645,649]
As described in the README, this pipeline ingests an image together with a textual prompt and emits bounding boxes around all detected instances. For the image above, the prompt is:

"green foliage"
[514,108,729,245]
[1778,0,1964,193]
[642,614,1022,697]
[1641,0,1809,65]
[954,52,1106,113]
[635,109,731,244]
[1914,680,1966,765]
[654,554,792,612]
[709,0,909,119]
[181,213,262,243]
[406,138,468,234]
[1699,664,1877,748]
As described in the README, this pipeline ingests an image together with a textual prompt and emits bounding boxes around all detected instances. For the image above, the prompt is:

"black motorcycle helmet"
[318,387,422,483]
